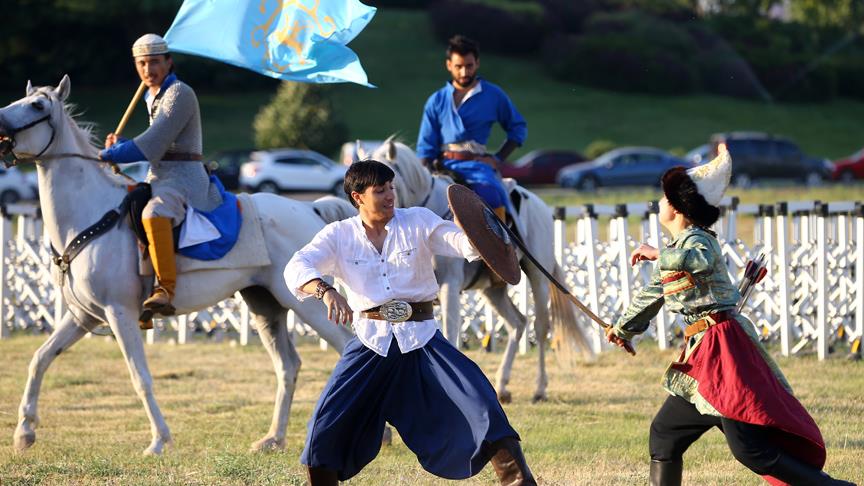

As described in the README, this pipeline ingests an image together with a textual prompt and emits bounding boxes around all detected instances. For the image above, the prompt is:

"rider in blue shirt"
[416,35,527,222]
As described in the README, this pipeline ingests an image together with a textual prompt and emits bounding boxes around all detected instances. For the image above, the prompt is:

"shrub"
[704,15,851,101]
[428,0,545,55]
[544,11,701,95]
[253,82,348,156]
[584,140,618,159]
[832,56,864,100]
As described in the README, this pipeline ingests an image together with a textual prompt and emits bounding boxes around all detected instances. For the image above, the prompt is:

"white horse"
[0,76,354,455]
[370,139,593,402]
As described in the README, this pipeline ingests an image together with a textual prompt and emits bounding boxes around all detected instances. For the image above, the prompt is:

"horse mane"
[374,136,433,208]
[37,86,131,187]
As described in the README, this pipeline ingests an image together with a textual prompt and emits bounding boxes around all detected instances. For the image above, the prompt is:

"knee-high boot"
[306,466,338,486]
[769,454,857,486]
[142,217,177,316]
[650,459,683,486]
[490,438,537,486]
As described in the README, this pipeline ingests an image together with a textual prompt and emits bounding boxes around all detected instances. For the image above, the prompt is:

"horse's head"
[370,136,433,208]
[0,75,71,167]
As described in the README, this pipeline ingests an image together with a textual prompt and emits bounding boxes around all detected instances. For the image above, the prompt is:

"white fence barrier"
[1,198,862,360]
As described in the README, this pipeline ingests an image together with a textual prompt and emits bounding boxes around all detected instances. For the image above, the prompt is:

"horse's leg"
[241,287,302,452]
[481,286,526,404]
[14,311,90,451]
[527,268,550,403]
[440,280,463,347]
[104,306,172,455]
[436,257,464,347]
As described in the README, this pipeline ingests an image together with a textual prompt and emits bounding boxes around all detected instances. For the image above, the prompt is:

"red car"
[499,149,586,185]
[832,148,864,182]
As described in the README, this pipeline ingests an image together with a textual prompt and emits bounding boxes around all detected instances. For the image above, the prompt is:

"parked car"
[499,150,586,185]
[240,149,347,194]
[684,144,711,165]
[831,148,864,182]
[206,149,253,190]
[557,147,690,190]
[339,140,384,165]
[0,166,39,204]
[708,132,833,188]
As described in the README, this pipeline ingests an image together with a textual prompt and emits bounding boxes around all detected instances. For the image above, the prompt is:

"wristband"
[314,280,335,300]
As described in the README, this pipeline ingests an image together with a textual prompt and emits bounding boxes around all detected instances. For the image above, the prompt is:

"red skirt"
[669,317,826,486]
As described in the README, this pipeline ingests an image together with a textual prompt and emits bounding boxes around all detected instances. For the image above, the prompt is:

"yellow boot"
[493,206,507,223]
[142,217,177,316]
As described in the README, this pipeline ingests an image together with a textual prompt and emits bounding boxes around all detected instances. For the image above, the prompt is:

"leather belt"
[362,301,434,322]
[683,311,733,339]
[162,152,203,161]
[442,150,485,161]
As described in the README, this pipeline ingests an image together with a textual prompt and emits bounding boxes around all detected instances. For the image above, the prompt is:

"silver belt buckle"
[380,300,412,322]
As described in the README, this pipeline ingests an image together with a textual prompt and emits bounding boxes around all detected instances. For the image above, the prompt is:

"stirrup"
[138,309,154,330]
[143,288,176,316]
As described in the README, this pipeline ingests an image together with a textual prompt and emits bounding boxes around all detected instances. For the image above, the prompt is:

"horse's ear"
[25,80,35,96]
[56,75,71,102]
[387,140,397,161]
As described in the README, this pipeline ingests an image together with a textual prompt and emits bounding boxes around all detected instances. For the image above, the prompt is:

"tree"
[253,82,348,156]
[789,0,864,32]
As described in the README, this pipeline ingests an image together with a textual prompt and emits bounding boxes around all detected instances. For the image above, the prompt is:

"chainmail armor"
[134,80,221,212]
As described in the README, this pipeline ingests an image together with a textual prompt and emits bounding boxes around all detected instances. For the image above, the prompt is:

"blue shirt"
[416,78,527,160]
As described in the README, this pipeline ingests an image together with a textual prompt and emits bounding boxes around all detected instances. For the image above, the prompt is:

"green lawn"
[0,336,861,485]
[3,9,863,161]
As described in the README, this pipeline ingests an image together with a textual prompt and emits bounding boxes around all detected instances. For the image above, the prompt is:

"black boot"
[769,454,857,486]
[306,466,338,486]
[489,438,537,486]
[650,459,682,486]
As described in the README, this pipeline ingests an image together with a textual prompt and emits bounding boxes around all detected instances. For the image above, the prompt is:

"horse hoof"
[250,437,285,452]
[497,391,512,404]
[13,429,36,452]
[143,438,170,456]
[381,426,393,447]
[531,393,547,404]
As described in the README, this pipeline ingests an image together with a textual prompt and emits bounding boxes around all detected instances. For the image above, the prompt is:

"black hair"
[344,160,395,208]
[661,167,721,229]
[446,35,479,60]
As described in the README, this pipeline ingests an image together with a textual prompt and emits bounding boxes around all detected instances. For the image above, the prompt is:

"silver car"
[239,149,347,195]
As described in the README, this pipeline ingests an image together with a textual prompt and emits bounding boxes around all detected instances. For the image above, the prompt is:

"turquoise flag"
[164,0,376,87]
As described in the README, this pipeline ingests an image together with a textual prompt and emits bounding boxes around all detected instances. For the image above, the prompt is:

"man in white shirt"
[284,161,535,485]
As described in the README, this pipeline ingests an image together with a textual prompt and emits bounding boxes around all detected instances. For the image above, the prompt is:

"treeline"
[0,0,277,91]
[5,0,862,102]
[425,0,864,102]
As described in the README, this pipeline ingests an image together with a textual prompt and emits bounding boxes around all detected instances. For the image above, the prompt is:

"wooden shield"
[447,184,521,285]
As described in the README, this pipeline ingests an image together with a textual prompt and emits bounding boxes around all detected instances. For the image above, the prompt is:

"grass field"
[0,335,861,485]
[3,9,864,161]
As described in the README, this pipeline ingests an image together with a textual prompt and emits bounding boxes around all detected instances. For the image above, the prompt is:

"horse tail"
[549,262,597,365]
[309,196,356,224]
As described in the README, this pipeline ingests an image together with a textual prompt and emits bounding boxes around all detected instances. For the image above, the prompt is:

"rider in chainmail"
[100,33,221,319]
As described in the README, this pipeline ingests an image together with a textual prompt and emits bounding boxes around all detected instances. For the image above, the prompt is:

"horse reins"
[1,106,137,184]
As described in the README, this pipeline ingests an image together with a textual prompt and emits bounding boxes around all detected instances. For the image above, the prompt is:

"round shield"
[447,184,521,285]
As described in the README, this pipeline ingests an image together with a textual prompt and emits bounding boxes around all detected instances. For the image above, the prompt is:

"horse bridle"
[0,97,133,182]
[0,111,57,167]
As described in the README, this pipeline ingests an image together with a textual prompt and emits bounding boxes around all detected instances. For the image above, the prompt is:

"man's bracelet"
[314,280,335,300]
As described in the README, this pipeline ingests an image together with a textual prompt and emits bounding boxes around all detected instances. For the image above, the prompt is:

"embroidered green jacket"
[611,226,792,416]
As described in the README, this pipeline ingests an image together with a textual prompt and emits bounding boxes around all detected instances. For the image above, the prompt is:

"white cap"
[132,34,169,57]
[686,145,732,206]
